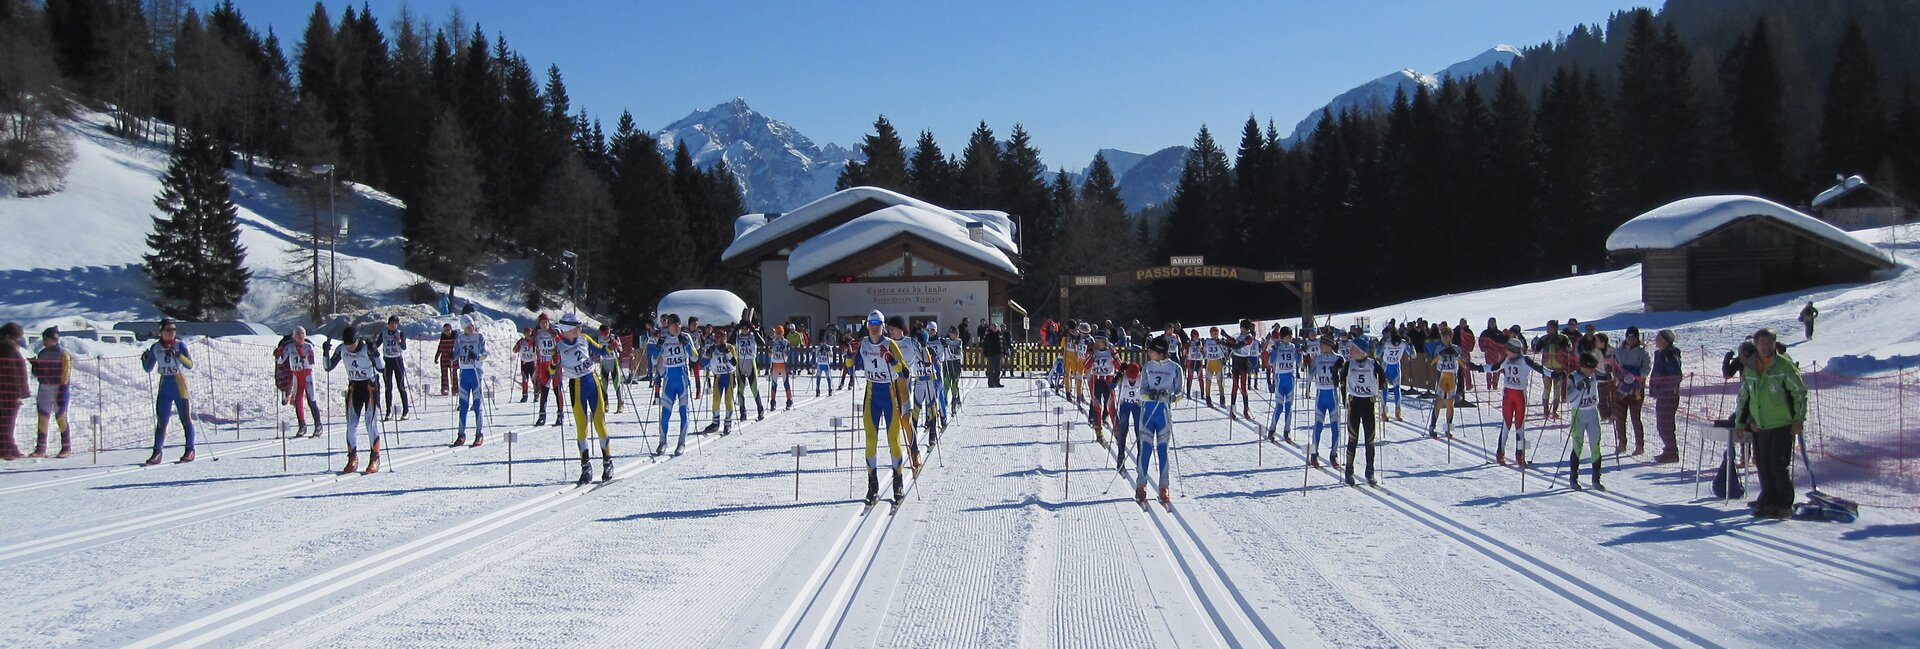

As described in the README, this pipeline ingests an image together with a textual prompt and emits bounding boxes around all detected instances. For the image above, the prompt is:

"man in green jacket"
[1735,328,1809,519]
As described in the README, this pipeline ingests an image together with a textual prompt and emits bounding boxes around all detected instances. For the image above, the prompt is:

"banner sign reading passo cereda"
[1131,265,1244,281]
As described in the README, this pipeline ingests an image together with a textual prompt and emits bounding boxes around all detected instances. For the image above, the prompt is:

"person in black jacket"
[983,324,1006,387]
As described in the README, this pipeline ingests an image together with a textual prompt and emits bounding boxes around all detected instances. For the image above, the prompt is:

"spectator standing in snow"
[1735,328,1808,519]
[374,316,411,420]
[958,318,972,347]
[1610,328,1651,457]
[1649,329,1684,461]
[278,327,322,437]
[983,324,1006,388]
[0,323,29,460]
[1799,302,1818,340]
[31,327,73,458]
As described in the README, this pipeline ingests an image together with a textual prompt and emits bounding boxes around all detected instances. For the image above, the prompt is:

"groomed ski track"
[4,371,1915,647]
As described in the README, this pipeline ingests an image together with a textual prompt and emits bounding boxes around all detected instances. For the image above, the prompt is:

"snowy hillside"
[1283,44,1522,145]
[654,98,853,213]
[0,111,538,331]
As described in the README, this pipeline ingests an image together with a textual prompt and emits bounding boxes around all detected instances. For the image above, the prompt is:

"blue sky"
[242,0,1643,171]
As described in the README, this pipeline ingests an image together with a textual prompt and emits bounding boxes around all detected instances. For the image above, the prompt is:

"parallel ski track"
[1411,409,1920,600]
[1059,393,1292,649]
[128,389,836,649]
[0,437,285,496]
[757,380,978,649]
[0,429,514,566]
[1192,393,1714,649]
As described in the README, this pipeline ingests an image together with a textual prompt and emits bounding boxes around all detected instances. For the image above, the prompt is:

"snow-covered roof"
[722,186,1018,266]
[1606,195,1894,267]
[657,289,748,326]
[786,205,1021,283]
[1812,175,1868,209]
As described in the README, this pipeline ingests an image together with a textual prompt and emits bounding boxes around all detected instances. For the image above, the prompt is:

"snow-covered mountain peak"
[655,98,850,213]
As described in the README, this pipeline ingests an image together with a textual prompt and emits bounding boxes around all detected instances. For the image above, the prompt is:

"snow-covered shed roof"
[656,289,748,326]
[1812,175,1867,209]
[786,205,1021,284]
[1606,195,1894,268]
[721,186,1018,267]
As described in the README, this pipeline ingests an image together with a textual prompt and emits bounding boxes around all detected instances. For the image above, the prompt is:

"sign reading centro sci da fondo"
[827,280,988,328]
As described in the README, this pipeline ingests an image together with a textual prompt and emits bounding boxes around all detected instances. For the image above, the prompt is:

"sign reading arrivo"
[1169,255,1206,266]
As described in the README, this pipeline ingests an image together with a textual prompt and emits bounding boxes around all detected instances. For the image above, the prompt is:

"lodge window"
[857,251,958,278]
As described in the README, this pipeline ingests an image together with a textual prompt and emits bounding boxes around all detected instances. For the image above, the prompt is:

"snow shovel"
[1794,433,1859,523]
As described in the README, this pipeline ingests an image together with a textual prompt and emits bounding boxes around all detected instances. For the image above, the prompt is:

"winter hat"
[460,314,476,329]
[41,326,59,339]
[1147,337,1170,355]
[1625,326,1640,339]
[1351,338,1373,355]
[1580,352,1600,369]
[886,315,907,332]
[538,312,551,322]
[1505,338,1526,355]
[1657,329,1675,345]
[558,312,581,331]
[1123,362,1141,380]
[867,310,885,327]
[342,325,358,343]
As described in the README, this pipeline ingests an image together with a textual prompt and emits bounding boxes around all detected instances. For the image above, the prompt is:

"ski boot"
[864,470,880,506]
[451,434,467,447]
[551,413,563,427]
[1266,427,1277,443]
[1158,487,1172,507]
[519,393,528,403]
[381,413,392,423]
[910,448,924,471]
[702,421,720,435]
[55,443,72,459]
[470,433,485,447]
[721,421,732,436]
[534,413,546,427]
[296,424,308,438]
[1307,454,1321,469]
[1591,459,1605,491]
[892,471,906,502]
[756,405,765,421]
[1135,485,1149,505]
[143,450,163,466]
[1328,455,1342,470]
[672,441,685,457]
[400,409,411,421]
[786,399,793,410]
[602,457,614,482]
[340,452,359,474]
[29,435,47,458]
[652,442,666,458]
[177,449,195,463]
[1367,476,1378,487]
[577,452,593,486]
[1631,441,1644,456]
[1515,449,1527,467]
[1394,405,1403,421]
[1496,451,1508,466]
[364,442,383,474]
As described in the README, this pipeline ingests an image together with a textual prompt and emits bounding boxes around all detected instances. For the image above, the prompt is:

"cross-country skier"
[1565,351,1611,491]
[1114,361,1143,470]
[686,318,704,401]
[325,325,386,474]
[813,334,836,397]
[277,327,323,437]
[374,315,412,421]
[733,323,765,421]
[1135,337,1183,507]
[599,324,625,414]
[514,327,536,403]
[1306,335,1344,468]
[1380,326,1411,422]
[768,325,793,410]
[1266,326,1300,443]
[904,325,942,447]
[533,313,565,427]
[1227,320,1259,421]
[1336,338,1387,486]
[1427,340,1464,439]
[859,310,910,505]
[1203,327,1227,407]
[447,316,489,447]
[1485,338,1553,466]
[1183,329,1202,395]
[30,327,73,458]
[141,319,196,466]
[1086,332,1120,443]
[1533,320,1570,420]
[702,329,738,436]
[1060,321,1083,403]
[941,328,964,412]
[558,314,613,484]
[653,315,697,456]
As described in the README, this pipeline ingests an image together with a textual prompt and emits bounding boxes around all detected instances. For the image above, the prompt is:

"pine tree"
[1818,19,1887,180]
[999,124,1056,313]
[837,114,907,191]
[403,110,482,285]
[1613,10,1699,213]
[144,124,250,320]
[956,121,999,207]
[1721,17,1790,199]
[1157,126,1233,319]
[603,115,692,327]
[1060,154,1145,321]
[906,129,956,205]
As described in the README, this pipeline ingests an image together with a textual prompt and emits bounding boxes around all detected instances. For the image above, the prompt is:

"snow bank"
[785,205,1020,282]
[1812,175,1867,209]
[657,289,747,326]
[1605,194,1892,267]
